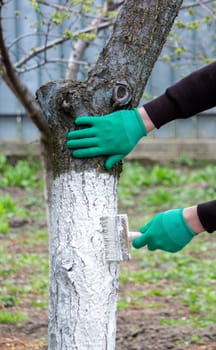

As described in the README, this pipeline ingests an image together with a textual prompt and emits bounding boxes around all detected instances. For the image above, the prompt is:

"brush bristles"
[100,215,131,262]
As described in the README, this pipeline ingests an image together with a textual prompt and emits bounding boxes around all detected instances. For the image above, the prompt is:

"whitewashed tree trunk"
[36,1,184,349]
[49,170,119,349]
[37,79,123,350]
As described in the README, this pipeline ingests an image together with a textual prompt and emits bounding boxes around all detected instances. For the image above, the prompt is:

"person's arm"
[132,202,215,252]
[67,62,216,170]
[197,200,216,233]
[133,200,216,253]
[138,106,155,132]
[183,206,205,233]
[132,208,198,252]
[143,61,216,129]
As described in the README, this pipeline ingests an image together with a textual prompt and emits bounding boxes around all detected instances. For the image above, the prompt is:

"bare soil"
[0,186,216,350]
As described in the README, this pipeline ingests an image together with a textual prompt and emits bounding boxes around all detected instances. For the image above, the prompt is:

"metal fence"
[0,1,216,145]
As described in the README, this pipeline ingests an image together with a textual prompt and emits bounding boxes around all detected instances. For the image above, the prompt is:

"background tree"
[1,1,216,117]
[0,0,215,349]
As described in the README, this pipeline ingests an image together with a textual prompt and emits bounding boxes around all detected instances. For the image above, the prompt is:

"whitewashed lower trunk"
[48,167,119,350]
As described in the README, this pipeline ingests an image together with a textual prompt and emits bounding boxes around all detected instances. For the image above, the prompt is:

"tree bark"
[88,0,184,108]
[36,1,183,349]
[37,80,121,350]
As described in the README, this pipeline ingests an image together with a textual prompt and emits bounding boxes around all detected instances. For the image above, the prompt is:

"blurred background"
[0,0,216,160]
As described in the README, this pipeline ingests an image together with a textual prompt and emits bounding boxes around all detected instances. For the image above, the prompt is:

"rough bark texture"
[88,0,184,107]
[49,170,119,349]
[36,1,183,349]
[37,81,121,350]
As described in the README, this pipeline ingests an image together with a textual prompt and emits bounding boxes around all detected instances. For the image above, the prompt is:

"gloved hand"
[67,108,146,170]
[132,208,197,252]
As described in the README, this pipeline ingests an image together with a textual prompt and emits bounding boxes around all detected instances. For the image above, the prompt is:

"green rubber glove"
[67,108,146,170]
[132,208,197,252]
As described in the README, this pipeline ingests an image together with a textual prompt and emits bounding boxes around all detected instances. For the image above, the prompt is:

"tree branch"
[16,58,90,74]
[65,1,125,80]
[14,20,111,70]
[37,0,80,12]
[65,39,89,80]
[181,0,214,10]
[65,0,121,80]
[8,32,39,50]
[0,3,49,135]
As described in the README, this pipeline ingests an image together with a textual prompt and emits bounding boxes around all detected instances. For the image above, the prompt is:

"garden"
[0,154,216,349]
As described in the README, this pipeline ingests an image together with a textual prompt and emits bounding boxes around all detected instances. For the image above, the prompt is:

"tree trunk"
[37,80,122,350]
[36,1,183,349]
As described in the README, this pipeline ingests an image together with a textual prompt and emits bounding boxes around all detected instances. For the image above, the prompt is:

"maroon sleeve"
[143,61,216,128]
[197,200,216,233]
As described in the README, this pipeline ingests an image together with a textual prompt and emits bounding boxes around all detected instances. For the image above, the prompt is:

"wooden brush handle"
[128,231,141,241]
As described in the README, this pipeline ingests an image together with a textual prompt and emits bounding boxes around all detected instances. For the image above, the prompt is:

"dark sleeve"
[197,200,216,233]
[143,62,216,128]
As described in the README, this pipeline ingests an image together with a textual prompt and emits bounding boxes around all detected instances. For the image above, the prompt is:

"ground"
[0,161,216,350]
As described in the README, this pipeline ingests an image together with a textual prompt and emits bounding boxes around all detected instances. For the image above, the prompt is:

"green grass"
[0,295,19,307]
[118,236,216,326]
[0,155,44,234]
[0,195,28,235]
[0,311,27,323]
[0,248,49,296]
[117,161,216,327]
[118,161,216,228]
[0,155,216,331]
[23,230,48,248]
[0,155,48,319]
[0,154,43,188]
[31,300,48,308]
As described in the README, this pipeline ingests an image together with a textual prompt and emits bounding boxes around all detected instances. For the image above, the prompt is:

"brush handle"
[128,231,141,241]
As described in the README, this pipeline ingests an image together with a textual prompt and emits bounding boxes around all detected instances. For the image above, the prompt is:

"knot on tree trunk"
[111,80,132,110]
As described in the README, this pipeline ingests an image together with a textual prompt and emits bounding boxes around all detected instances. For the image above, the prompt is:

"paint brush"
[100,214,141,262]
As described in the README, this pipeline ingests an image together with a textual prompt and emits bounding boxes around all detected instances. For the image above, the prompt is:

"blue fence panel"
[0,1,215,142]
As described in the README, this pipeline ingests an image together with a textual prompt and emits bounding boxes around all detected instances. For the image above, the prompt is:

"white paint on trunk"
[48,167,120,350]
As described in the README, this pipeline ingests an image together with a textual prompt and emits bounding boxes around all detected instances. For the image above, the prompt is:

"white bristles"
[101,216,123,262]
[100,214,140,262]
[101,217,121,261]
